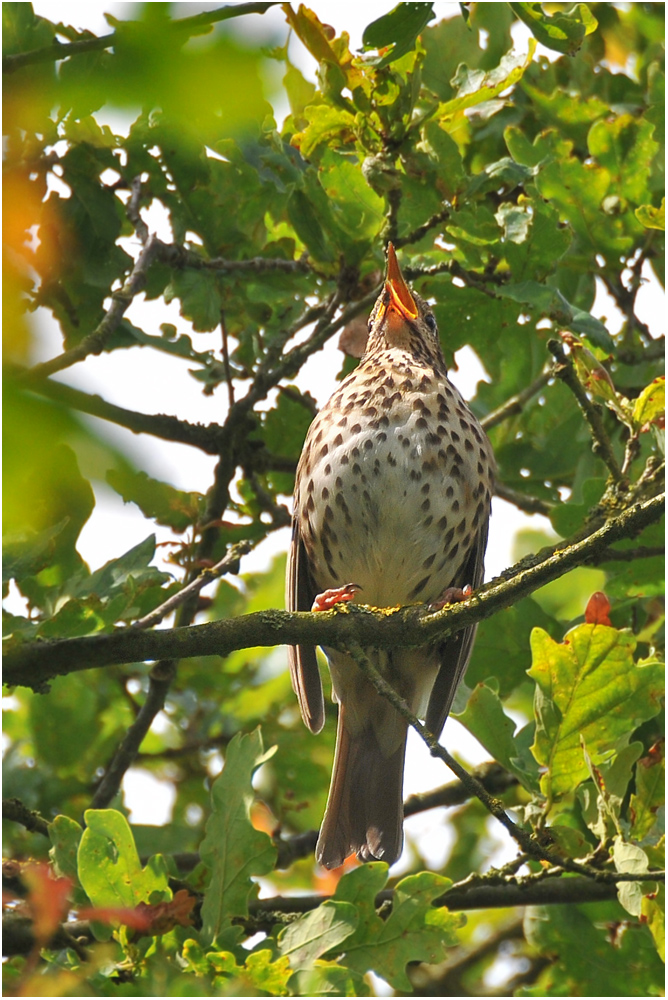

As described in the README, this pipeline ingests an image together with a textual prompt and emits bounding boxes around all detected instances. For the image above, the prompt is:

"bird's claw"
[429,583,473,611]
[312,583,362,612]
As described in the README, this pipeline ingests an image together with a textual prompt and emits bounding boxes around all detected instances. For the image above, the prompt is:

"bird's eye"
[424,313,437,332]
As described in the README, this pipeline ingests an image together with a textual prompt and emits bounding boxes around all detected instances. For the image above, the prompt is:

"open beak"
[384,243,418,321]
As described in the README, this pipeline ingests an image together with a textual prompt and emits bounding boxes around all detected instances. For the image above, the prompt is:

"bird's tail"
[316,703,407,870]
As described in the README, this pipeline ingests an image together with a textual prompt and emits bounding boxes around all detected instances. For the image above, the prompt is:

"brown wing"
[425,519,489,738]
[287,515,325,734]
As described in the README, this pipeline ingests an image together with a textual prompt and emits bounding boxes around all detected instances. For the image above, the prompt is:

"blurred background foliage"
[2,2,665,996]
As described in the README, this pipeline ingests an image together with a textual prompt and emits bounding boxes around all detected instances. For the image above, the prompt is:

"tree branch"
[90,660,176,809]
[548,339,623,482]
[19,377,226,453]
[246,874,637,918]
[2,798,50,838]
[21,235,163,382]
[2,2,275,74]
[5,492,663,689]
[493,481,555,516]
[481,369,553,431]
[130,541,253,631]
[403,762,518,816]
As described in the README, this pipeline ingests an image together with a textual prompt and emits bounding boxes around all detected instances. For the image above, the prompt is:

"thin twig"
[21,235,163,382]
[403,763,518,816]
[127,176,149,245]
[421,918,524,995]
[3,2,275,73]
[548,339,623,482]
[131,541,253,630]
[383,188,402,247]
[587,544,664,564]
[395,204,452,248]
[90,661,176,810]
[493,481,555,516]
[219,310,235,408]
[622,431,641,477]
[481,369,553,431]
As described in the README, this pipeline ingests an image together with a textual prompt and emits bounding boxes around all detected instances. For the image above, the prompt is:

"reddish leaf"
[133,890,197,938]
[21,864,72,944]
[76,905,154,931]
[585,591,612,626]
[78,890,196,938]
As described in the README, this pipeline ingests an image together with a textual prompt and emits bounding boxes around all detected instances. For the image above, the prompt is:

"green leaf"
[75,535,166,600]
[528,625,664,801]
[588,115,658,204]
[630,742,665,841]
[284,62,317,118]
[578,741,643,841]
[495,201,532,244]
[332,863,462,991]
[258,387,315,463]
[199,728,277,946]
[317,149,385,256]
[496,280,614,353]
[164,268,222,332]
[455,680,541,792]
[49,815,84,883]
[289,960,371,997]
[106,468,205,533]
[523,901,664,997]
[189,947,292,995]
[509,3,597,55]
[549,477,606,537]
[78,809,170,909]
[36,595,108,638]
[292,104,357,158]
[467,597,561,697]
[279,900,359,970]
[362,3,436,69]
[287,188,335,263]
[29,673,100,770]
[612,835,649,916]
[2,519,71,588]
[437,40,536,119]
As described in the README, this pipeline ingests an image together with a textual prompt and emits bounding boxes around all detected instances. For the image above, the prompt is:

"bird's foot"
[312,583,362,612]
[429,583,472,611]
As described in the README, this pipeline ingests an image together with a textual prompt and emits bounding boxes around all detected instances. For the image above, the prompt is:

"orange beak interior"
[384,243,418,321]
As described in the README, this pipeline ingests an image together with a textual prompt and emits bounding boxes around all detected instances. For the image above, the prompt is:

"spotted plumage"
[287,244,495,869]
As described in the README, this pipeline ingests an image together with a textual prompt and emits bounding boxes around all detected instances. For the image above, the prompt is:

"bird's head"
[365,243,446,371]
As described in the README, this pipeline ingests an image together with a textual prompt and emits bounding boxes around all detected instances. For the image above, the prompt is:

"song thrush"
[287,244,495,869]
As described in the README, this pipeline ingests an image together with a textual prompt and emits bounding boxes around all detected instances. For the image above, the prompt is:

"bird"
[286,243,495,870]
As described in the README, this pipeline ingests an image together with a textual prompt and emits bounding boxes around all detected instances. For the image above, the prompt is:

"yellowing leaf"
[636,197,665,230]
[528,625,664,801]
[633,377,665,429]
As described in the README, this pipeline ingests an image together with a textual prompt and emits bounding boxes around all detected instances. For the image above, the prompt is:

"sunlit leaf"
[199,728,277,947]
[529,625,664,801]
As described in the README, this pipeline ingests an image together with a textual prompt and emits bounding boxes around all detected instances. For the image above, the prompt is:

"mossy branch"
[4,492,663,691]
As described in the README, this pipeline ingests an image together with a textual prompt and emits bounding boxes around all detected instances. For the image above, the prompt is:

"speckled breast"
[296,352,494,609]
